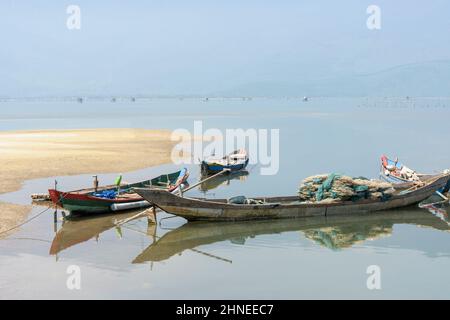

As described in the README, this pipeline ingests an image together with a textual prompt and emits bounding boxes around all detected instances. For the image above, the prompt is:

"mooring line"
[0,206,52,237]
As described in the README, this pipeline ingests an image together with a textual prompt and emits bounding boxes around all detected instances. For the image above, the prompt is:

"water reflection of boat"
[199,170,249,192]
[49,209,155,255]
[303,224,392,250]
[419,202,450,226]
[132,208,450,263]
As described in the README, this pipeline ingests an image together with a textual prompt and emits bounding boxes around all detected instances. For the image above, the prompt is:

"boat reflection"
[419,203,450,226]
[303,223,392,250]
[49,209,155,255]
[198,170,249,193]
[133,207,450,263]
[49,205,450,263]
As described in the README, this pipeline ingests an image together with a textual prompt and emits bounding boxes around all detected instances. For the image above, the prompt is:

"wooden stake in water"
[93,175,99,193]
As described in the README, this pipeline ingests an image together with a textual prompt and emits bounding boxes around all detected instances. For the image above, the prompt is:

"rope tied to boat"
[0,206,52,236]
[0,188,74,237]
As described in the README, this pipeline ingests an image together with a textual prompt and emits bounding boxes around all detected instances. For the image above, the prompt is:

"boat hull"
[50,190,147,214]
[380,170,448,192]
[135,174,450,221]
[380,172,409,184]
[49,169,189,215]
[201,159,249,175]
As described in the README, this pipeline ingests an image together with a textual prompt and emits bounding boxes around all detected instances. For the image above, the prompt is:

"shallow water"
[1,97,450,299]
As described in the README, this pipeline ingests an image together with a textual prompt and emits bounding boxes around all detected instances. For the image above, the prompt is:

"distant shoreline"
[1,96,450,102]
[0,128,175,237]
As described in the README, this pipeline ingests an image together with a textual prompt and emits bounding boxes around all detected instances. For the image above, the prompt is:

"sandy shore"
[0,128,175,237]
[0,203,32,238]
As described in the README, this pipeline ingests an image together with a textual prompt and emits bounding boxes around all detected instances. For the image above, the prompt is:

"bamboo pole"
[115,169,230,226]
[179,169,231,196]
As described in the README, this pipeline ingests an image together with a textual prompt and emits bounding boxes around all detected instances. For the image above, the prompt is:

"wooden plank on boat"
[31,193,51,201]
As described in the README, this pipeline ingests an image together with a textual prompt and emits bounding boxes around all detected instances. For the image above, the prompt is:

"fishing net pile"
[298,173,395,203]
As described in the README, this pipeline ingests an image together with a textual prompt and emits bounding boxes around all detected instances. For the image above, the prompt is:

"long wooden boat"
[132,208,450,263]
[134,173,450,221]
[201,149,249,175]
[49,168,189,215]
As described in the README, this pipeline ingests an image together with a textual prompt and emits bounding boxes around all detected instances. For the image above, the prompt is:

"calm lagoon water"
[1,97,450,299]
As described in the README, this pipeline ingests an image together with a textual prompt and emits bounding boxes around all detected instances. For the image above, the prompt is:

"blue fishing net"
[92,190,117,199]
[322,173,340,190]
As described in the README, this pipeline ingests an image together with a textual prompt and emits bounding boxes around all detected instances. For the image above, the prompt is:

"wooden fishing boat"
[379,155,432,184]
[134,173,450,221]
[48,168,189,215]
[201,149,249,175]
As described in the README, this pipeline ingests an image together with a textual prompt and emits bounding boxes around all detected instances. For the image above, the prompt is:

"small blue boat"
[379,155,423,184]
[380,173,408,184]
[379,155,450,194]
[201,149,249,175]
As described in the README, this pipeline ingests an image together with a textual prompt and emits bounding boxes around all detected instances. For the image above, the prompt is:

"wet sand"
[0,203,32,238]
[0,128,175,237]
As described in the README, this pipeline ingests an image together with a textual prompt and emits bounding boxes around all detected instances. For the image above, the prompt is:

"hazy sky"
[1,1,450,96]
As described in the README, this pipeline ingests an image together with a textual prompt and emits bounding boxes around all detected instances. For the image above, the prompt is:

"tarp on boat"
[92,190,117,199]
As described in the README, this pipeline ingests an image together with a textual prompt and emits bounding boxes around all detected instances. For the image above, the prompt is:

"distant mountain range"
[2,60,450,98]
[214,60,450,97]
